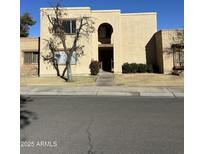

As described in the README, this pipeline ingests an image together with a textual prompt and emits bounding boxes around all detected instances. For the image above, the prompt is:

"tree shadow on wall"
[20,95,38,129]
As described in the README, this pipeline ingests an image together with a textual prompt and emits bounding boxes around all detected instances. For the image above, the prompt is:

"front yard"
[20,75,98,87]
[114,73,184,87]
[21,73,183,87]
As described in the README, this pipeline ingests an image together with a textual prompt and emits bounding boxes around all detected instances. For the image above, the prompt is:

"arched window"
[98,23,113,44]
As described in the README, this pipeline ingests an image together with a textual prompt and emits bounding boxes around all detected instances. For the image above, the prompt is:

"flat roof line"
[20,37,39,39]
[40,7,91,10]
[159,29,184,31]
[92,10,121,13]
[40,7,157,16]
[121,12,157,16]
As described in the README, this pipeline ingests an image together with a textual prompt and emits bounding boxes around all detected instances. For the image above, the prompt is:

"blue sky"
[20,0,184,37]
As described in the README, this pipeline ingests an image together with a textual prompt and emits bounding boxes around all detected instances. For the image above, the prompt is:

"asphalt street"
[20,96,184,154]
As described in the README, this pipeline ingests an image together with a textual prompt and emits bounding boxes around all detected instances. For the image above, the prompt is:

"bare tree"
[163,30,184,54]
[173,30,184,45]
[171,30,184,69]
[42,3,95,81]
[163,30,184,71]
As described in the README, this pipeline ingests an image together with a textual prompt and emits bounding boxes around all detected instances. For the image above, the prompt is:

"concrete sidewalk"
[96,71,114,86]
[21,86,184,97]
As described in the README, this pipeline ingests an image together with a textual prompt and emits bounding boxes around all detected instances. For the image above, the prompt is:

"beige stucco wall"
[145,35,157,68]
[40,7,92,76]
[161,30,184,74]
[153,29,184,74]
[20,37,39,76]
[120,13,157,65]
[91,10,122,73]
[155,31,164,73]
[40,7,157,75]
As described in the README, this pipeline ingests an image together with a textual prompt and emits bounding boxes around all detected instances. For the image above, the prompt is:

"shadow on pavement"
[20,95,37,129]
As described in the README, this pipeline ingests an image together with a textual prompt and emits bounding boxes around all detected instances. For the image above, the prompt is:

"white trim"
[40,7,156,16]
[40,7,91,10]
[160,29,184,31]
[92,10,121,13]
[121,12,157,16]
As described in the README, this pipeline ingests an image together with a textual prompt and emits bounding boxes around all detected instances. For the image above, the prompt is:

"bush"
[122,63,153,73]
[89,60,100,75]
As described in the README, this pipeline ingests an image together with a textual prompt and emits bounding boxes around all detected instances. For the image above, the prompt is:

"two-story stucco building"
[39,7,157,76]
[20,7,184,76]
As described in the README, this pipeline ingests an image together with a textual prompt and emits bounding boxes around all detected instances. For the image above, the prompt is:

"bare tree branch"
[42,3,95,81]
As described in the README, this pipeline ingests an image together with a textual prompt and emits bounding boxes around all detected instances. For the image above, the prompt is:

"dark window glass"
[54,51,76,65]
[62,20,76,34]
[24,52,32,64]
[174,50,184,66]
[72,20,76,33]
[24,52,38,64]
[62,20,71,33]
[33,52,39,63]
[99,27,106,38]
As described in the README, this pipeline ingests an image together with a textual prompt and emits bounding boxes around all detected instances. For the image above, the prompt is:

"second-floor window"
[62,20,76,34]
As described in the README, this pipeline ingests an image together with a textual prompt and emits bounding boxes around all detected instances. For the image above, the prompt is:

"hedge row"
[122,63,153,73]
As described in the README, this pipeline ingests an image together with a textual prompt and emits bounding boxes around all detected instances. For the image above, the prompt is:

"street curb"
[20,86,184,97]
[20,91,183,97]
[20,91,140,96]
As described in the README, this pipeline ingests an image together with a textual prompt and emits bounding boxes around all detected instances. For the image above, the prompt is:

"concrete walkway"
[96,71,114,86]
[21,86,183,97]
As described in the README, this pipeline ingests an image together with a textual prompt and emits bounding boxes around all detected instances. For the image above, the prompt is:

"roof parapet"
[40,7,91,10]
[91,10,121,13]
[121,12,157,16]
[20,37,40,39]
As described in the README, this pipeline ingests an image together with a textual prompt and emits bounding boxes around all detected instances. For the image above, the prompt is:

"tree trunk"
[55,64,60,76]
[62,66,67,77]
[66,61,72,82]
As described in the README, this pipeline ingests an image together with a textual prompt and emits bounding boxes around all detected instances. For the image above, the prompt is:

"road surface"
[21,95,184,154]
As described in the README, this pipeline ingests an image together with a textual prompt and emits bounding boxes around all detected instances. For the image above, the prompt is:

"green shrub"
[122,63,130,73]
[89,60,100,75]
[122,63,153,73]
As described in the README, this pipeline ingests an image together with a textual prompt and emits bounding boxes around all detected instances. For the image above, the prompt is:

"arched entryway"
[98,23,113,44]
[98,23,114,72]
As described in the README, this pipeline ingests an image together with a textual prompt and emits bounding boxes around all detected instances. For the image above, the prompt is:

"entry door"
[98,48,113,72]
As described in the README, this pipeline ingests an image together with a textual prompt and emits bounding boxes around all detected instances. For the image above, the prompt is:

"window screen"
[24,52,39,64]
[62,20,76,34]
[54,51,77,65]
[62,20,71,33]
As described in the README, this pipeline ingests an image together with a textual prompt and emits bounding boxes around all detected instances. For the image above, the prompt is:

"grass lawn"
[20,75,98,87]
[21,73,183,87]
[114,73,184,87]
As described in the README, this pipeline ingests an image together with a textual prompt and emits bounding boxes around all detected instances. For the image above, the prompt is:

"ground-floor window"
[54,51,77,65]
[172,44,184,70]
[24,52,39,64]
